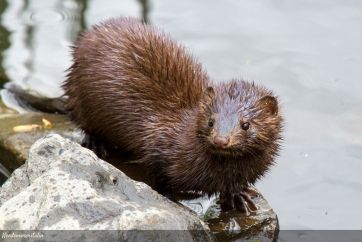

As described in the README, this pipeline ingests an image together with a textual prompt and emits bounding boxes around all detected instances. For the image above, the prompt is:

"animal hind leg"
[82,132,109,158]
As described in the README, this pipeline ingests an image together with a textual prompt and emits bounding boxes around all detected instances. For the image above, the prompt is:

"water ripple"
[25,9,80,26]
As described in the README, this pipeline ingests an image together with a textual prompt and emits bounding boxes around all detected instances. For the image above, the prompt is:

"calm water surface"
[0,0,361,229]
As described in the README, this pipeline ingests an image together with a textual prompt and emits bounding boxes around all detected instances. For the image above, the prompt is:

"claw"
[240,191,257,211]
[244,187,258,197]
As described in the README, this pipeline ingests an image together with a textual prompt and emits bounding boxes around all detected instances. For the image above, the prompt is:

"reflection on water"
[0,0,10,86]
[0,0,89,97]
[137,0,150,23]
[0,0,362,230]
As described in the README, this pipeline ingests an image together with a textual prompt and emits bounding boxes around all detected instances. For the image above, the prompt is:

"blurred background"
[0,0,361,230]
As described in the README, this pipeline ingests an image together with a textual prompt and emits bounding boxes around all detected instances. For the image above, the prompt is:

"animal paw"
[219,188,258,213]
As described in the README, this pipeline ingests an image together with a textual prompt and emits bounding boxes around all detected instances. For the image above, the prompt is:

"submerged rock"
[0,134,213,242]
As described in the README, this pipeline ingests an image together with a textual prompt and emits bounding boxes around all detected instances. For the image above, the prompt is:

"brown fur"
[63,17,283,197]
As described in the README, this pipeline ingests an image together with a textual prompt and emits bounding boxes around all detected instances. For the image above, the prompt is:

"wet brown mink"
[63,17,283,212]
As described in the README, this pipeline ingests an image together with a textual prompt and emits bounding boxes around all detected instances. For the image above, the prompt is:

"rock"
[0,134,213,242]
[181,189,279,242]
[0,112,82,172]
[207,192,279,241]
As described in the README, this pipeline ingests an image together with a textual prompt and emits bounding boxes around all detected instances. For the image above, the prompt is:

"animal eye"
[208,118,215,128]
[241,122,250,130]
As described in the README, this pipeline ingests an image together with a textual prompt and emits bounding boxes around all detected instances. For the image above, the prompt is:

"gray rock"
[0,112,82,172]
[0,134,213,242]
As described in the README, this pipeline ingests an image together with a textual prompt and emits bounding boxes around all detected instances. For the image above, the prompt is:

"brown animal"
[63,17,283,212]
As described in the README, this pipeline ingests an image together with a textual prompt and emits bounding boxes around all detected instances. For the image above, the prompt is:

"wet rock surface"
[181,190,279,242]
[0,134,213,242]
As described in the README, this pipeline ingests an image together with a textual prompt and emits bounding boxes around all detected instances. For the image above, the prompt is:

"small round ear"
[204,86,215,100]
[258,95,278,115]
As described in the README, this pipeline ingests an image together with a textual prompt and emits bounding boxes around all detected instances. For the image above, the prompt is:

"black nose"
[213,136,230,149]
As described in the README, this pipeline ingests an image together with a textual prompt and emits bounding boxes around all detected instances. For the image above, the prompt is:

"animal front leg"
[219,187,258,213]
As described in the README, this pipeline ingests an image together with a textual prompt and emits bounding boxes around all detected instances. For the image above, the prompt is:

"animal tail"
[1,83,66,114]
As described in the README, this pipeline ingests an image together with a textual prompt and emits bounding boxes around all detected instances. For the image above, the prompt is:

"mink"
[62,17,283,212]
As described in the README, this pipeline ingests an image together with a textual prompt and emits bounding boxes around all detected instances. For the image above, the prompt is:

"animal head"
[197,80,282,157]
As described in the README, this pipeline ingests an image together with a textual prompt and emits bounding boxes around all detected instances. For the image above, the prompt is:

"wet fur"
[63,17,283,196]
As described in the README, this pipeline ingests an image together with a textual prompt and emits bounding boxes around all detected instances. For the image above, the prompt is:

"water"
[0,0,361,230]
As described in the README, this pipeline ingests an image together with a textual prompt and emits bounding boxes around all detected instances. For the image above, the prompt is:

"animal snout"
[213,136,230,149]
